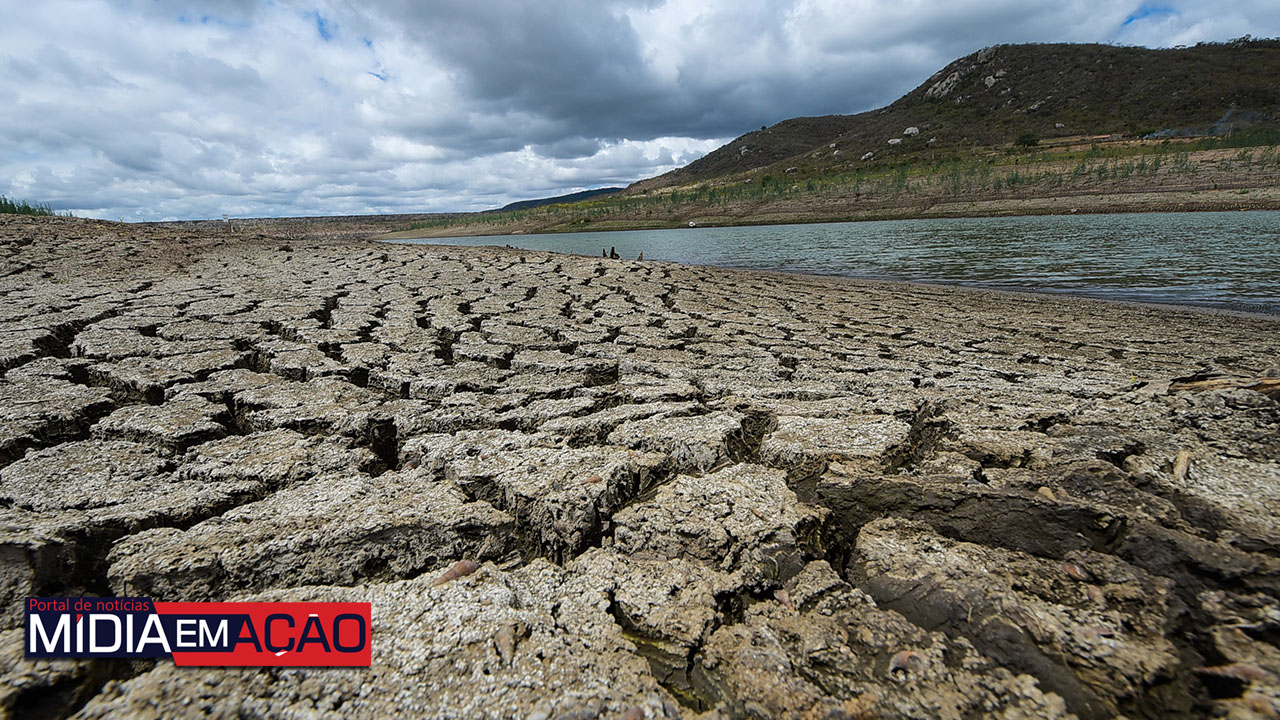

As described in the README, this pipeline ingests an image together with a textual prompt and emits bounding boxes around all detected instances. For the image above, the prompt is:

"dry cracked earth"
[2,214,1279,720]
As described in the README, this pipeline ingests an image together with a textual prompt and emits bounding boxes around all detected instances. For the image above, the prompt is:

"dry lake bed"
[2,214,1279,719]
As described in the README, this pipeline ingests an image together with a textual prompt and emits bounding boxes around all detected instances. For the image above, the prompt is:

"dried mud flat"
[2,214,1279,720]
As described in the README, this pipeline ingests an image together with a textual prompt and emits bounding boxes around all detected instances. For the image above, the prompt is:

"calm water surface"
[391,211,1280,315]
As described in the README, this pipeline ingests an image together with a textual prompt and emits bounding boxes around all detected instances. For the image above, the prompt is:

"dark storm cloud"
[367,0,1124,141]
[373,0,814,140]
[3,0,1279,220]
[394,2,654,103]
[532,137,607,160]
[316,0,1147,146]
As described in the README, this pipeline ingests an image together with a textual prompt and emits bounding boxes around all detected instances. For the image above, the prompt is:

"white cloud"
[1114,1,1280,47]
[1,0,1277,220]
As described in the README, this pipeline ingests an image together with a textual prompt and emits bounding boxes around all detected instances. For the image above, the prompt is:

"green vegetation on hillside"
[405,133,1280,236]
[0,195,62,217]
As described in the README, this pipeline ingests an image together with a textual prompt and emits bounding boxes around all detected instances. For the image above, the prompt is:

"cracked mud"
[2,214,1279,719]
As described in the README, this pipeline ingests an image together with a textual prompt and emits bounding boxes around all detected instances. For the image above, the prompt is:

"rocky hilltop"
[398,41,1280,238]
[642,39,1280,190]
[2,215,1279,719]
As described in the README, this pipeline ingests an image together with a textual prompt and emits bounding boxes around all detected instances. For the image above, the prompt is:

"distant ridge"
[496,187,623,212]
[634,39,1280,190]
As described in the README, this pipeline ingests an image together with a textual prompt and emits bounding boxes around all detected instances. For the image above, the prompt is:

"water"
[390,211,1280,315]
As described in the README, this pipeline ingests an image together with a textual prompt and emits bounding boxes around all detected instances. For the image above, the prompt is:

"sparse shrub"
[1015,132,1040,147]
[0,195,60,216]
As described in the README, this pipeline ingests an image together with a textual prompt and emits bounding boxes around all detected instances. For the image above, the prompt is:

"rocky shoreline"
[2,214,1279,719]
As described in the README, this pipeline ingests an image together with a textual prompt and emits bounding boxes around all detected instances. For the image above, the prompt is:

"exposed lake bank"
[385,143,1280,239]
[2,214,1279,719]
[392,210,1280,316]
[383,187,1280,240]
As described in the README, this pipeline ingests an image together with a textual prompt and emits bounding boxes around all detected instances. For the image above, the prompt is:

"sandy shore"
[2,214,1279,719]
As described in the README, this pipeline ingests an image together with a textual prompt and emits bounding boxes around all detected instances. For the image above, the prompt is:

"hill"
[393,39,1280,238]
[635,39,1280,191]
[497,187,623,212]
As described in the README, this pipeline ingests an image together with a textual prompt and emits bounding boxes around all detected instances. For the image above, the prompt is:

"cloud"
[2,0,1278,221]
[1113,0,1280,47]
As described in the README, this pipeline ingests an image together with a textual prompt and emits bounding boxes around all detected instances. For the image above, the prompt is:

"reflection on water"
[390,211,1280,315]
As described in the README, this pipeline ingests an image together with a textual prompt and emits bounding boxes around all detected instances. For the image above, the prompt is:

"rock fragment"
[855,517,1189,719]
[607,412,741,472]
[407,430,669,557]
[759,414,911,475]
[612,463,823,588]
[695,560,1073,719]
[109,467,514,601]
[0,369,114,467]
[90,392,228,450]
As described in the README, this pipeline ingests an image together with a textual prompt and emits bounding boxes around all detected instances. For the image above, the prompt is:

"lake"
[390,211,1280,315]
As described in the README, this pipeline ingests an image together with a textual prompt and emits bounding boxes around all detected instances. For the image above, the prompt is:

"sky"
[3,1,1279,221]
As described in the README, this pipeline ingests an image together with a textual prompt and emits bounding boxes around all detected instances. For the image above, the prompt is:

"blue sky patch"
[311,11,333,41]
[1123,4,1176,26]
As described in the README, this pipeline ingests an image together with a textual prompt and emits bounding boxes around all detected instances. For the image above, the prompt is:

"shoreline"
[385,209,1280,319]
[378,187,1280,239]
[403,236,1280,321]
[3,215,1279,718]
